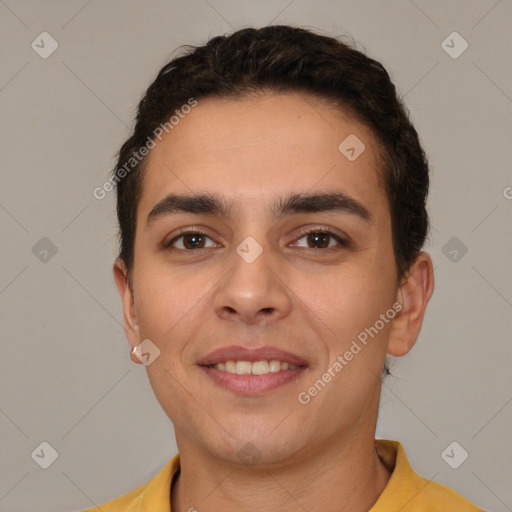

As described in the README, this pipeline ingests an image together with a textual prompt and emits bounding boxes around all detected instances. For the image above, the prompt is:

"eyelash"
[163,227,350,252]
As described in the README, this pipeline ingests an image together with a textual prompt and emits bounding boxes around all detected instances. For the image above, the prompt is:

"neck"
[171,434,392,512]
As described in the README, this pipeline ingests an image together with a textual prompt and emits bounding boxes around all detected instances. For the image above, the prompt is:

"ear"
[113,258,140,349]
[387,251,435,357]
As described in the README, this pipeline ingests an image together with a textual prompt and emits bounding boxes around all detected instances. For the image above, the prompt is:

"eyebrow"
[145,191,372,229]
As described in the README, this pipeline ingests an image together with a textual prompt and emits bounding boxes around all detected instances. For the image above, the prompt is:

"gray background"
[1,1,511,511]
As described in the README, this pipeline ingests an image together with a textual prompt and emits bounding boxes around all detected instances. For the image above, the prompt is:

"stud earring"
[130,345,142,364]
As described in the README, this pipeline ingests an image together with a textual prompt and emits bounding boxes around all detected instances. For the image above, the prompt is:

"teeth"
[235,361,252,375]
[268,360,281,372]
[211,360,298,375]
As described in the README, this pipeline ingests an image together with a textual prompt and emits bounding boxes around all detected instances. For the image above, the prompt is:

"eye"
[164,228,349,252]
[292,229,349,250]
[165,230,219,251]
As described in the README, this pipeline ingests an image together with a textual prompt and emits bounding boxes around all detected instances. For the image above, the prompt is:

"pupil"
[182,233,331,250]
[185,234,204,249]
[308,233,329,249]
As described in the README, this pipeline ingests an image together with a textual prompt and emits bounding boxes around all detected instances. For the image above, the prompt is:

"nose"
[212,244,292,326]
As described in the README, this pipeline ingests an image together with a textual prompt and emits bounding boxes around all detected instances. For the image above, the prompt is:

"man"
[85,25,482,511]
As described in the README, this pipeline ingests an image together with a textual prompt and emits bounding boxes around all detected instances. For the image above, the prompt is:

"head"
[113,25,434,466]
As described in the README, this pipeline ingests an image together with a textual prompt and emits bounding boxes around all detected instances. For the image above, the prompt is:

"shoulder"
[405,475,485,511]
[81,483,147,512]
[80,454,180,512]
[372,440,484,512]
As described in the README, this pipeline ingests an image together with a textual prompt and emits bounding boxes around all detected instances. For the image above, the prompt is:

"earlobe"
[113,258,140,348]
[387,252,435,357]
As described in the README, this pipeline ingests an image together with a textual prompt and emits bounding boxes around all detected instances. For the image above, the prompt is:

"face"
[117,92,413,466]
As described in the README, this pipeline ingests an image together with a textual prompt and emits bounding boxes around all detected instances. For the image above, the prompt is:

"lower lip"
[200,366,307,394]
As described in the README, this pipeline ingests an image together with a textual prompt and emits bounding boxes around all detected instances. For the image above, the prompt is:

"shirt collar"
[133,440,419,511]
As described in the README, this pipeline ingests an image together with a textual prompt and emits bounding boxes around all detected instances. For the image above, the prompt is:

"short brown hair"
[114,25,430,285]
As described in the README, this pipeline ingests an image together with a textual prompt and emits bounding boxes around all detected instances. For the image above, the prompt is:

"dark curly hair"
[113,25,430,288]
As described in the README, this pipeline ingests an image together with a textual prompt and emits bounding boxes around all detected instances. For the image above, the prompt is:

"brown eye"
[166,231,217,251]
[181,233,206,249]
[293,230,347,250]
[306,232,330,249]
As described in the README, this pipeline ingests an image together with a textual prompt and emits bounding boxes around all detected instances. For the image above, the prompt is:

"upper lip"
[197,345,309,367]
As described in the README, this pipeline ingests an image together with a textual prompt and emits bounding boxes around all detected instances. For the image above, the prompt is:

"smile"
[199,361,307,394]
[197,345,308,394]
[205,360,299,375]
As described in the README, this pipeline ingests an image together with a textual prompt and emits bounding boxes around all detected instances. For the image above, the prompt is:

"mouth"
[197,345,309,395]
[205,359,300,374]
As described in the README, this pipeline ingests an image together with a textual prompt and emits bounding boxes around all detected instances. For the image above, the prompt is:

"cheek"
[133,261,208,346]
[294,254,395,363]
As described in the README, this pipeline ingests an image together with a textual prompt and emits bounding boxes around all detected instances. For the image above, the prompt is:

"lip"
[197,345,309,367]
[197,345,309,395]
[200,366,306,394]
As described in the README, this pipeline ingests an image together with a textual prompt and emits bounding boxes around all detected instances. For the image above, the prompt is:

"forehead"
[137,92,388,223]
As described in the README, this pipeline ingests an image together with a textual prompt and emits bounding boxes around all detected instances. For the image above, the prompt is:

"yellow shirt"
[82,440,483,511]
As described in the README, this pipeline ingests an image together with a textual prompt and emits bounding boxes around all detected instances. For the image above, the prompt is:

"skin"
[114,92,434,511]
